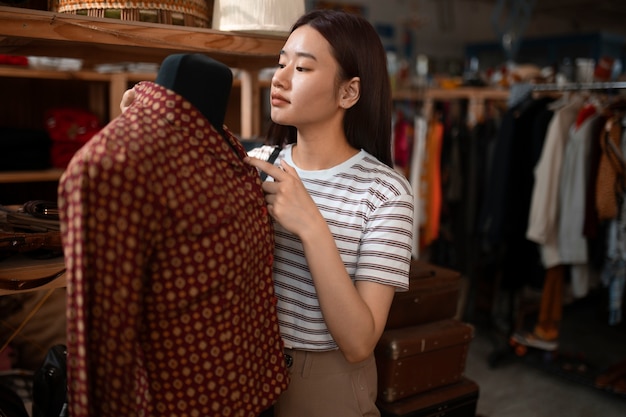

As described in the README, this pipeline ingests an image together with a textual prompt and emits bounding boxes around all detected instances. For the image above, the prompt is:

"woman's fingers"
[244,156,288,181]
[120,88,136,113]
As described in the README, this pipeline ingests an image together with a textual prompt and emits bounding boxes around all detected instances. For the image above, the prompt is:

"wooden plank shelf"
[0,6,285,70]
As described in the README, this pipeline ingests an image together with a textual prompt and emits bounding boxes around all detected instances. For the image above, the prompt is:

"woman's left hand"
[245,157,325,238]
[120,87,136,113]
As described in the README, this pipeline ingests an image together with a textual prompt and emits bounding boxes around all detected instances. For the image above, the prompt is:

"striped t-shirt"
[249,144,414,351]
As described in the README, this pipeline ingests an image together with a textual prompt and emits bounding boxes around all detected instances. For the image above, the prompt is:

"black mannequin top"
[155,53,233,136]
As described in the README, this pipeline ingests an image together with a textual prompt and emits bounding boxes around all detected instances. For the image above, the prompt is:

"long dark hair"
[265,9,393,167]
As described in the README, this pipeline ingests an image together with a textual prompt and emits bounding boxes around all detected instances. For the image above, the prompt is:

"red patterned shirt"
[58,81,288,417]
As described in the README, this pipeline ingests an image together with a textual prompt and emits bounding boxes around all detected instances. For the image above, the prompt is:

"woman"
[245,9,414,417]
[120,10,414,416]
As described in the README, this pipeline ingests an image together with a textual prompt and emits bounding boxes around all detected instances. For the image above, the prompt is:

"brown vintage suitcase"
[385,261,462,330]
[375,319,474,403]
[377,377,479,417]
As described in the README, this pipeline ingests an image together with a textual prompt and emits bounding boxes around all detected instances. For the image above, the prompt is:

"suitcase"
[375,319,474,403]
[377,377,479,417]
[385,261,462,330]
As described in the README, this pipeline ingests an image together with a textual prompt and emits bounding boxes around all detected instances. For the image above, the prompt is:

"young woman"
[245,9,414,417]
[120,10,414,416]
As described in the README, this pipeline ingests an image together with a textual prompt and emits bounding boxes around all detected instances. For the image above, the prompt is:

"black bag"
[32,344,68,417]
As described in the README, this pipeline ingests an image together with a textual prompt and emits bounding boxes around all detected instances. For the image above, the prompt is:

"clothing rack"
[532,81,626,91]
[484,85,626,399]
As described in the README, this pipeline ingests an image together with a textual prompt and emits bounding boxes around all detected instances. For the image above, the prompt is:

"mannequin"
[58,54,288,417]
[155,53,232,137]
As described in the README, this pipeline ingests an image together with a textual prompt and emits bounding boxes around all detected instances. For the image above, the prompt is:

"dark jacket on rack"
[477,95,554,288]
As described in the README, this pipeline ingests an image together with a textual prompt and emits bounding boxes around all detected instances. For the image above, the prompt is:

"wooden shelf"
[0,7,282,310]
[0,169,65,184]
[0,6,285,70]
[393,87,510,102]
[0,66,156,82]
[0,5,284,138]
[0,255,66,296]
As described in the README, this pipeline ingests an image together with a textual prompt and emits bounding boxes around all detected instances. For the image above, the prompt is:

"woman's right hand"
[120,88,137,113]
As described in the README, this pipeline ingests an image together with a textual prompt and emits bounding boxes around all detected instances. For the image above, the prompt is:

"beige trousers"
[275,348,380,417]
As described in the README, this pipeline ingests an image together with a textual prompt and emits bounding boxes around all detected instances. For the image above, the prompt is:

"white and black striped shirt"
[249,144,414,351]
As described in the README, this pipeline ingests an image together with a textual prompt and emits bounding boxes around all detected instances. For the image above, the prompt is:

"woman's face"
[270,25,344,130]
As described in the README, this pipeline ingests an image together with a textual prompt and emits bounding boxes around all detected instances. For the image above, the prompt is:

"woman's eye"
[296,66,307,72]
[277,63,286,69]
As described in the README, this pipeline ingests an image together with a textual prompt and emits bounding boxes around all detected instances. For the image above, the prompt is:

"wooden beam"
[0,6,284,69]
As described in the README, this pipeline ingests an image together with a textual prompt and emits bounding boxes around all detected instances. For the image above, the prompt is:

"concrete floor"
[464,289,626,417]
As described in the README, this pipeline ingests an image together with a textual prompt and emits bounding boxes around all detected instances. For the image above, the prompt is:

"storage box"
[212,0,304,36]
[49,0,213,27]
[375,319,474,403]
[385,261,462,330]
[378,377,479,417]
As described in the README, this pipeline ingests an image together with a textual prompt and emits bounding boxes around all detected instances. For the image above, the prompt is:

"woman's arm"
[300,222,396,363]
[245,156,400,363]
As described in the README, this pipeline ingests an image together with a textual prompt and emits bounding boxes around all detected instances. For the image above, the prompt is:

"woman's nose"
[272,68,289,89]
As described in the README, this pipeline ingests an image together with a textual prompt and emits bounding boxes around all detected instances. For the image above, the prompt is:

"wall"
[306,0,619,73]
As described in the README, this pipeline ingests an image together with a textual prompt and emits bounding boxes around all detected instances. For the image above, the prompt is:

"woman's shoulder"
[355,151,413,197]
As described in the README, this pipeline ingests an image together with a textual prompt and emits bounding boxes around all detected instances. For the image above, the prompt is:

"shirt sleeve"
[356,190,414,292]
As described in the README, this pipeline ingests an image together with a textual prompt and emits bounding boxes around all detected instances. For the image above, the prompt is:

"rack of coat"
[404,92,509,273]
[405,82,626,330]
[525,82,626,331]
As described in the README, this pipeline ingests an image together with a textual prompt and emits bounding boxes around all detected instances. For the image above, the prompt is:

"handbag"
[32,345,68,417]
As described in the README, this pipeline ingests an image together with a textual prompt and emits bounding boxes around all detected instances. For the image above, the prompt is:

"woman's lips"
[271,93,290,106]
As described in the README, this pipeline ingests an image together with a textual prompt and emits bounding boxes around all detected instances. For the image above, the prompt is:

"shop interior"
[1,0,626,416]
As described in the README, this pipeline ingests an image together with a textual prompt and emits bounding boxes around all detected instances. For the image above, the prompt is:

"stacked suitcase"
[375,260,479,417]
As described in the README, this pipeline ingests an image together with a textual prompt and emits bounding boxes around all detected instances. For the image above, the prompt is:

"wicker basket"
[49,1,213,28]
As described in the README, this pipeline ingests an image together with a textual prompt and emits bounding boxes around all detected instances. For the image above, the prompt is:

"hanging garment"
[603,221,626,326]
[533,265,564,341]
[393,110,413,176]
[477,96,553,289]
[408,115,427,259]
[526,95,585,268]
[596,116,626,220]
[477,96,552,248]
[466,117,500,243]
[419,118,444,250]
[601,128,626,325]
[558,113,602,297]
[58,82,288,417]
[583,113,608,269]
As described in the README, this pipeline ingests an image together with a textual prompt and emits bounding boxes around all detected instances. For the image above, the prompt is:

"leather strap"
[260,146,282,182]
[0,268,66,291]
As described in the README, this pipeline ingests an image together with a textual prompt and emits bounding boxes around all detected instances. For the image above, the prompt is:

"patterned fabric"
[58,81,288,417]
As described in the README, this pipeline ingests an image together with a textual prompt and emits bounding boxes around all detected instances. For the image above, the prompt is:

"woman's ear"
[340,77,360,109]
